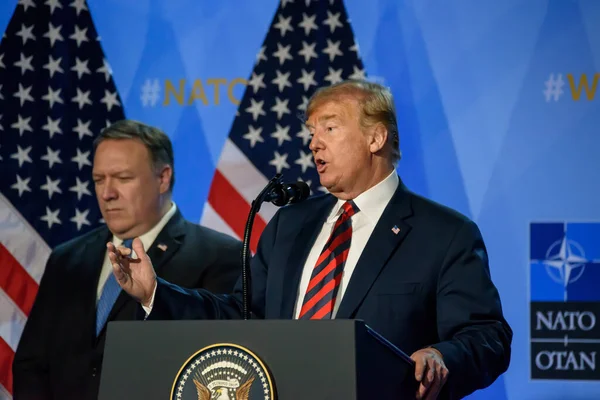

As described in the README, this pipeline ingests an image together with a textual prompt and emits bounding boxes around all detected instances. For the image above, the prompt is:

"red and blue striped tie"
[299,200,359,319]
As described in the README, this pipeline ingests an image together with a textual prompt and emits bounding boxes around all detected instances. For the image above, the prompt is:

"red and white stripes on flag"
[201,0,365,250]
[202,139,278,253]
[0,194,51,396]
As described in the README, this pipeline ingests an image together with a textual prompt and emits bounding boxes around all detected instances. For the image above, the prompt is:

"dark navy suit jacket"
[148,180,512,399]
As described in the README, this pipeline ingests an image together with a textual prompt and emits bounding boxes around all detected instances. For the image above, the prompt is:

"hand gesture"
[107,238,157,307]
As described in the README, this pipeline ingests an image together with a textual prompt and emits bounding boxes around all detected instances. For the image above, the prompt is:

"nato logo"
[530,222,600,380]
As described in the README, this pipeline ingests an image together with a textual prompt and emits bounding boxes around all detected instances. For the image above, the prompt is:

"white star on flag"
[100,89,120,111]
[295,150,315,173]
[42,86,64,108]
[269,151,290,173]
[73,119,93,140]
[15,24,35,44]
[70,208,91,230]
[272,43,293,65]
[69,176,92,200]
[40,146,62,168]
[298,41,318,64]
[43,55,64,77]
[11,174,32,196]
[13,83,34,106]
[41,206,62,228]
[11,114,33,136]
[71,57,91,78]
[18,0,36,12]
[69,25,88,47]
[271,70,292,92]
[271,124,292,146]
[10,145,33,167]
[96,59,112,81]
[274,14,293,37]
[296,125,312,146]
[322,39,343,62]
[40,176,62,199]
[42,116,63,138]
[71,148,92,170]
[44,22,64,47]
[46,0,63,15]
[270,97,290,119]
[245,98,266,121]
[298,13,318,35]
[14,53,34,74]
[243,125,264,148]
[71,88,92,109]
[297,69,317,91]
[248,72,266,93]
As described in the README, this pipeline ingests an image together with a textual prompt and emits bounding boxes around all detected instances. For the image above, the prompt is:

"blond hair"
[306,79,401,164]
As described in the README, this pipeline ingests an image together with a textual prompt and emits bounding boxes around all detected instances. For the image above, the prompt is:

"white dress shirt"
[292,170,399,318]
[97,202,177,302]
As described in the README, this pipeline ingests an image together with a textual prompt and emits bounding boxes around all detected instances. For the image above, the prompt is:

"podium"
[99,319,418,399]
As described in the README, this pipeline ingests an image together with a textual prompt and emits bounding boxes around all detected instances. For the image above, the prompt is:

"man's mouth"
[315,158,327,172]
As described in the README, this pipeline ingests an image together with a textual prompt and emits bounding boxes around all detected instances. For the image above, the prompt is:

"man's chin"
[318,176,333,191]
[318,183,333,194]
[105,222,133,238]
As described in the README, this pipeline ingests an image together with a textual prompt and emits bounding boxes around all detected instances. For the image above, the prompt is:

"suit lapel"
[335,182,413,319]
[145,210,186,276]
[104,210,186,326]
[84,226,112,277]
[85,227,112,301]
[278,196,337,318]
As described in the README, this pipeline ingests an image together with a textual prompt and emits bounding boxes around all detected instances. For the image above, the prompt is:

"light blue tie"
[96,238,132,336]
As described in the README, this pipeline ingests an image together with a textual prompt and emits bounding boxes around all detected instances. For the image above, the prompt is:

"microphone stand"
[241,173,283,320]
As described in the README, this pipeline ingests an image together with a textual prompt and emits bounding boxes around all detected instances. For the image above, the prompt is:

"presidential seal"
[171,343,276,400]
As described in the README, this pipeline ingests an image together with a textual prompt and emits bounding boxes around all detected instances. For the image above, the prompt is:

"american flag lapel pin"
[391,225,400,235]
[157,243,168,251]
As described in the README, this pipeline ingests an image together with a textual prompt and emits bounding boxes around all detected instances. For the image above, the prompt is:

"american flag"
[0,0,125,397]
[201,0,366,252]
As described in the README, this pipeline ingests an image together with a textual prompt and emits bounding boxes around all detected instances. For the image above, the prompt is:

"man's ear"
[368,123,388,154]
[158,165,172,194]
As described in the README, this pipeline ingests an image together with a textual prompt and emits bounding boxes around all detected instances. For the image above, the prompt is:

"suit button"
[92,367,97,376]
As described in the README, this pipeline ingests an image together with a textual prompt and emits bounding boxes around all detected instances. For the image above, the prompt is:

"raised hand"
[107,238,157,307]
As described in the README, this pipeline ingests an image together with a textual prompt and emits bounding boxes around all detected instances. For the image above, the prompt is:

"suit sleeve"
[147,211,280,320]
[198,235,244,294]
[12,254,57,398]
[430,220,512,399]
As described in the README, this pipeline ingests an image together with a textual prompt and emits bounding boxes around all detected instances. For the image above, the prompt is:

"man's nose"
[101,180,117,200]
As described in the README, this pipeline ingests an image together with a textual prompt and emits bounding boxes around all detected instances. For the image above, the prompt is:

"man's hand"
[410,347,449,400]
[107,238,157,307]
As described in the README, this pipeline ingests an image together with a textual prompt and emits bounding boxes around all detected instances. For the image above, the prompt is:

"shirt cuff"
[141,281,157,319]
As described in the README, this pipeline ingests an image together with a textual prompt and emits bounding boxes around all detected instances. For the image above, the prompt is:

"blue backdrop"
[1,1,598,398]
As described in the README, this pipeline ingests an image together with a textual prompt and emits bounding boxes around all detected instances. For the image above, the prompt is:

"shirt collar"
[326,170,399,224]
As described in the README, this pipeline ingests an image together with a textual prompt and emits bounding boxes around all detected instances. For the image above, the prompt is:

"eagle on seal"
[193,377,255,400]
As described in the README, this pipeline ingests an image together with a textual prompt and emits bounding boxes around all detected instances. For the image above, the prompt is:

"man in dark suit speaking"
[108,81,512,399]
[13,120,243,400]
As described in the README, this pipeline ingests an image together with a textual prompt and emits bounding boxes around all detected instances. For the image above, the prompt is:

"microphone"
[264,181,310,206]
[240,175,310,320]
